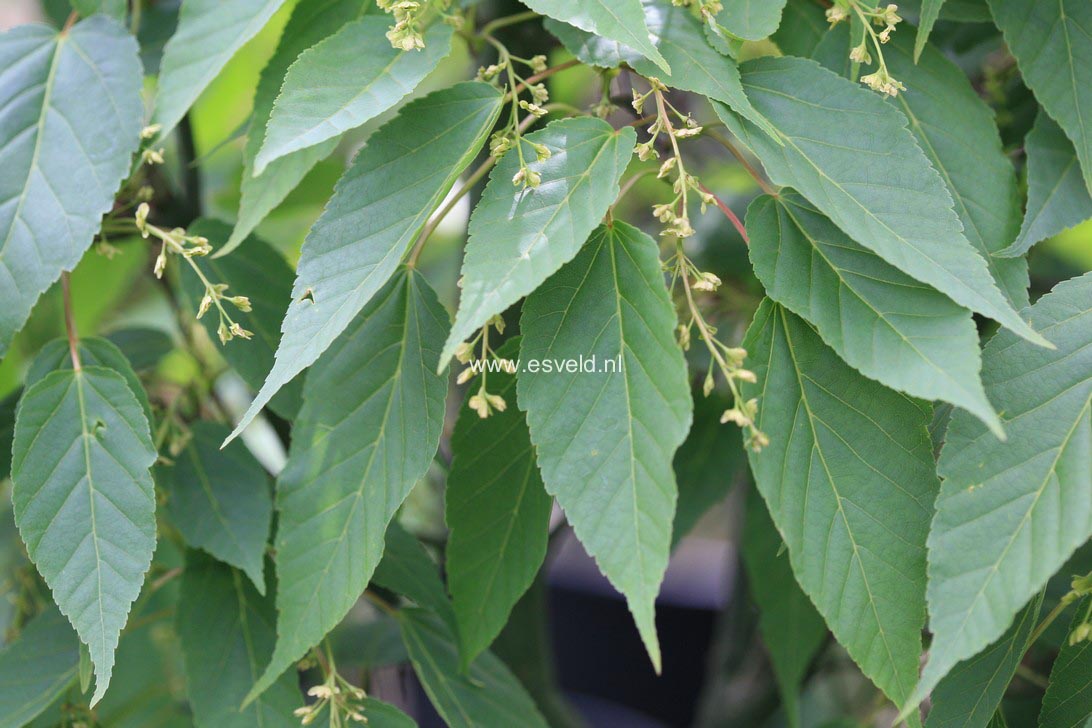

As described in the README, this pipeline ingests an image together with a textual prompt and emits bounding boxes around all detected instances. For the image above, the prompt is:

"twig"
[706,129,778,197]
[62,273,81,371]
[699,183,749,244]
[62,10,78,33]
[509,59,581,99]
[479,9,539,36]
[406,112,541,267]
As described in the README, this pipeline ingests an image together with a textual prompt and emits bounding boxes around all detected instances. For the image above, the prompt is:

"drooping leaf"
[742,492,827,728]
[0,606,80,726]
[1001,112,1092,258]
[176,551,301,728]
[713,56,1047,347]
[12,367,157,705]
[398,608,549,728]
[742,300,938,717]
[165,422,272,592]
[914,0,946,60]
[924,592,1043,728]
[716,0,787,40]
[26,336,152,424]
[989,0,1092,196]
[1040,596,1092,728]
[373,522,455,629]
[446,337,552,668]
[746,192,999,434]
[545,1,777,139]
[517,222,692,671]
[907,272,1092,716]
[230,83,500,439]
[180,219,303,419]
[879,32,1029,309]
[520,0,670,72]
[772,0,828,57]
[152,0,290,139]
[441,118,635,368]
[0,16,143,356]
[224,0,373,254]
[253,16,453,174]
[672,393,743,548]
[246,268,448,703]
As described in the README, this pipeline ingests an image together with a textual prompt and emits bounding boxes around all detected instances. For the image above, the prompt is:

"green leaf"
[0,391,16,481]
[0,606,80,726]
[446,337,552,668]
[1040,596,1092,728]
[989,0,1092,197]
[105,328,173,372]
[246,268,449,703]
[914,0,946,60]
[165,422,272,593]
[71,0,126,21]
[521,0,670,72]
[0,17,143,356]
[230,83,500,440]
[398,608,549,728]
[358,699,418,728]
[517,222,692,671]
[12,366,157,705]
[907,272,1092,716]
[545,1,777,139]
[26,336,152,425]
[224,0,373,255]
[176,551,302,728]
[441,118,635,368]
[742,492,827,728]
[742,300,938,717]
[924,592,1043,728]
[180,219,303,420]
[253,16,453,174]
[1001,112,1092,258]
[880,32,1029,309]
[772,0,828,57]
[716,0,787,40]
[672,393,743,548]
[746,192,999,435]
[373,522,455,628]
[152,0,290,138]
[713,56,1048,348]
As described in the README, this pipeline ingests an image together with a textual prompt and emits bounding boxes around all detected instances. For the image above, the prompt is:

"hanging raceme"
[0,0,1089,725]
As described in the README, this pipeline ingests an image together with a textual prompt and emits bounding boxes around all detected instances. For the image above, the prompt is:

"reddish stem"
[700,183,749,245]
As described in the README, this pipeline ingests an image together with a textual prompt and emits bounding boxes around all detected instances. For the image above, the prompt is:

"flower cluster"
[671,251,769,451]
[377,0,457,50]
[633,79,714,238]
[480,52,553,190]
[293,653,370,726]
[134,202,253,345]
[827,1,906,97]
[455,315,514,419]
